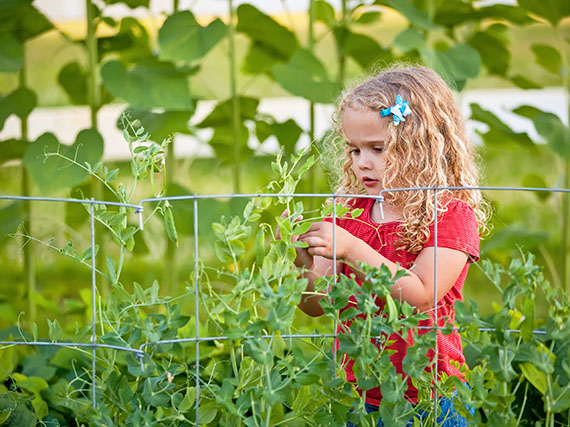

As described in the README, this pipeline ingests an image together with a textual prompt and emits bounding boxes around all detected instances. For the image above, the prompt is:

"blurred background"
[1,0,569,335]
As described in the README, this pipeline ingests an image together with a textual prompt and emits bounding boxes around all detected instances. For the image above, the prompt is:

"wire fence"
[1,185,569,425]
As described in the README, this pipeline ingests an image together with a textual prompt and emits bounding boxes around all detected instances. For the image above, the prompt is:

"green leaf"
[333,28,392,68]
[522,173,551,201]
[468,31,510,76]
[512,105,543,119]
[197,401,218,424]
[375,0,439,30]
[273,49,340,104]
[423,44,481,91]
[0,201,24,245]
[57,62,89,105]
[159,11,227,63]
[518,0,570,26]
[0,3,53,42]
[354,9,382,24]
[520,362,547,394]
[0,139,27,164]
[531,113,570,159]
[0,33,23,73]
[47,319,62,342]
[98,17,152,63]
[23,129,104,194]
[256,118,303,157]
[103,0,150,8]
[237,4,299,63]
[101,59,195,110]
[531,44,562,74]
[475,5,533,26]
[314,0,336,25]
[197,97,259,128]
[470,103,536,149]
[0,87,37,131]
[122,108,194,143]
[394,28,426,52]
[509,74,542,89]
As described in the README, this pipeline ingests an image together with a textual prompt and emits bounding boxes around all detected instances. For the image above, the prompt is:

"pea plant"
[2,122,570,425]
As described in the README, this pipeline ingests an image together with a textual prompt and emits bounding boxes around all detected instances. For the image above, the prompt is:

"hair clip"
[380,95,411,126]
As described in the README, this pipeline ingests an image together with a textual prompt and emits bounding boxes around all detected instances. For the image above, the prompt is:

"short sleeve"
[424,199,480,262]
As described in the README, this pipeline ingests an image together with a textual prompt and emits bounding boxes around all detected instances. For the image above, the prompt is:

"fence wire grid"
[1,185,569,425]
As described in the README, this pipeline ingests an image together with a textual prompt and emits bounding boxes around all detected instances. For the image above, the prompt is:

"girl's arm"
[299,222,468,313]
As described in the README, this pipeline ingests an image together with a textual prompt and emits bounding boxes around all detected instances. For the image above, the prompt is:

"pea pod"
[164,203,178,245]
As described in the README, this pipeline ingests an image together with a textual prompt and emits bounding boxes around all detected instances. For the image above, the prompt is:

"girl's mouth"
[362,178,378,187]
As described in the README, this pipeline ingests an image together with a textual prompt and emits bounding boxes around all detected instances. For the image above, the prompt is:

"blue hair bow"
[380,95,411,126]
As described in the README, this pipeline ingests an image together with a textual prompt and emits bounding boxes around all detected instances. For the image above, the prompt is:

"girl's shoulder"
[441,198,476,220]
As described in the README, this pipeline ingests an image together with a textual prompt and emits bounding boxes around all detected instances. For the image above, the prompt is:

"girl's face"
[342,106,388,195]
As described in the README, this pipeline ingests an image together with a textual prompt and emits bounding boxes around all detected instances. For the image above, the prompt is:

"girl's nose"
[357,152,372,169]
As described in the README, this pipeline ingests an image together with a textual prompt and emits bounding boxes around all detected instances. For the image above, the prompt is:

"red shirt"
[326,197,479,406]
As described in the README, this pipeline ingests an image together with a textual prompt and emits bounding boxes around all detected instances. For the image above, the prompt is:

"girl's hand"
[298,222,354,261]
[276,210,313,268]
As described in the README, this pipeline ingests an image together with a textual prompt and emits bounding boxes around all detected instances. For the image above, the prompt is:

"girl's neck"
[370,201,403,224]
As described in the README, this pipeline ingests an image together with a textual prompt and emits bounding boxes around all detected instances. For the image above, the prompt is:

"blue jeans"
[347,392,473,427]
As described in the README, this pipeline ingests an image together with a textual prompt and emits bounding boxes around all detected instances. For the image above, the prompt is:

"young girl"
[294,65,487,424]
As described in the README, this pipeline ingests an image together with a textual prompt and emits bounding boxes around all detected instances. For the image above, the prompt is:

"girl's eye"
[349,148,360,154]
[373,146,384,153]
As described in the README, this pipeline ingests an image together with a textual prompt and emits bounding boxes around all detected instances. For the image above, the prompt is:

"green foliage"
[23,129,104,195]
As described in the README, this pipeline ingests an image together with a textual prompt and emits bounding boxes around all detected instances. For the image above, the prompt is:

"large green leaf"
[522,173,551,201]
[470,103,536,149]
[58,61,113,106]
[509,75,542,89]
[209,122,253,165]
[237,4,299,62]
[196,97,259,165]
[0,3,52,42]
[159,11,227,64]
[101,59,194,110]
[103,0,150,8]
[394,28,426,52]
[423,44,481,91]
[468,31,510,76]
[531,44,562,74]
[432,0,476,27]
[333,28,392,68]
[98,18,152,63]
[121,108,194,143]
[23,129,104,194]
[0,33,23,73]
[0,201,24,246]
[197,97,259,128]
[374,0,439,30]
[256,117,303,157]
[0,87,36,131]
[532,112,570,159]
[272,49,340,104]
[476,5,532,25]
[518,0,570,27]
[0,139,27,165]
[314,0,336,26]
[242,42,285,74]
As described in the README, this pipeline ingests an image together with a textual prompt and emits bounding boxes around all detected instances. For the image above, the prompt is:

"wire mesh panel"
[1,186,569,425]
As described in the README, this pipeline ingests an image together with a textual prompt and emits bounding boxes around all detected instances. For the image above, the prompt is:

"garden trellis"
[0,185,568,425]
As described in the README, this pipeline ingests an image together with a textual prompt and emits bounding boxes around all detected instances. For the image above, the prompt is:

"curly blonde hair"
[330,64,488,254]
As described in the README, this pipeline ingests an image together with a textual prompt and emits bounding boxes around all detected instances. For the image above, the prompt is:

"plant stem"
[86,0,106,293]
[164,0,179,296]
[19,54,36,324]
[308,0,317,210]
[228,0,241,193]
[555,25,570,291]
[338,0,348,86]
